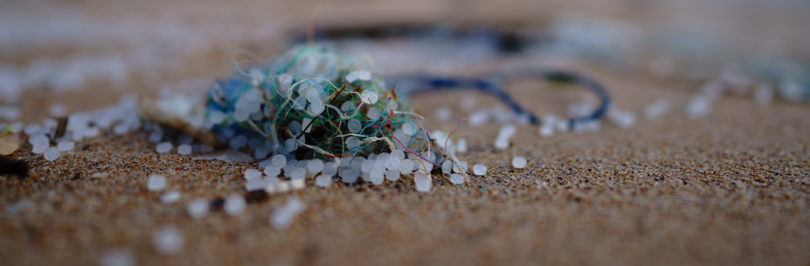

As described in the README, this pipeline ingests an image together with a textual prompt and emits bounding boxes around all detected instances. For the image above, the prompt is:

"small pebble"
[152,225,183,255]
[224,194,246,216]
[147,174,167,191]
[473,164,487,175]
[155,142,173,153]
[186,198,209,219]
[512,157,527,168]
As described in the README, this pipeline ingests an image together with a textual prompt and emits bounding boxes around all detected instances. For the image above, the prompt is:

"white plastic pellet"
[152,225,184,255]
[473,164,487,175]
[224,194,246,216]
[369,168,384,184]
[270,197,306,230]
[399,159,414,174]
[155,142,173,154]
[414,172,432,192]
[348,119,362,133]
[385,169,400,181]
[57,141,75,151]
[345,137,360,148]
[307,160,324,173]
[160,191,181,204]
[385,157,401,170]
[450,174,464,184]
[494,137,509,150]
[271,154,286,167]
[264,166,282,177]
[456,138,467,153]
[244,169,262,180]
[321,162,338,177]
[315,175,332,187]
[147,174,167,191]
[177,144,192,155]
[44,147,60,161]
[391,149,406,160]
[186,198,209,219]
[453,161,468,173]
[99,249,134,266]
[291,168,306,180]
[512,157,527,168]
[442,160,452,174]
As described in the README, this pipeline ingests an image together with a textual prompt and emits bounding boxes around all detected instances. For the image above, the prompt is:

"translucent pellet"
[160,191,181,204]
[385,169,400,181]
[399,159,414,174]
[32,144,47,154]
[152,225,183,255]
[453,161,468,173]
[229,135,247,149]
[345,137,360,148]
[348,119,362,133]
[315,175,332,187]
[271,154,286,167]
[29,134,49,147]
[264,166,282,177]
[99,249,134,266]
[44,147,60,161]
[254,147,268,159]
[385,157,401,170]
[361,160,374,173]
[24,124,42,135]
[494,137,509,150]
[155,142,173,154]
[684,95,712,118]
[224,194,246,216]
[55,140,74,151]
[442,160,452,173]
[186,198,209,219]
[539,124,554,137]
[291,168,306,180]
[512,157,527,168]
[392,149,406,160]
[270,197,306,230]
[450,174,464,185]
[414,172,432,192]
[147,174,167,191]
[321,162,338,177]
[456,139,467,153]
[307,160,324,173]
[148,132,163,143]
[369,168,384,184]
[177,144,192,155]
[244,169,263,180]
[473,164,487,175]
[339,168,357,183]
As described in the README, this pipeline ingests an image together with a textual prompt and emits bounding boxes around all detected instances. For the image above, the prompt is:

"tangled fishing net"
[204,46,465,179]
